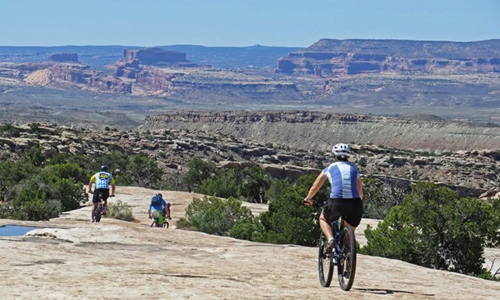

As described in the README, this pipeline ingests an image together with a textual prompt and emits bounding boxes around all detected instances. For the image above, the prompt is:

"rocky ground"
[1,186,499,300]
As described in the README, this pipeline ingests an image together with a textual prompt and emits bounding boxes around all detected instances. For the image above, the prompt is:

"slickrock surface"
[1,186,499,299]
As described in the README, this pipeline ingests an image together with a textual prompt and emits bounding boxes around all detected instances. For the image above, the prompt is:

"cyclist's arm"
[304,171,327,206]
[357,176,364,200]
[88,175,96,193]
[110,184,116,196]
[163,200,171,219]
[110,177,116,196]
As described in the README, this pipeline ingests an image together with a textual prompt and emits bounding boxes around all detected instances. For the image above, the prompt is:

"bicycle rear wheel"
[337,226,357,291]
[94,204,102,223]
[318,232,334,287]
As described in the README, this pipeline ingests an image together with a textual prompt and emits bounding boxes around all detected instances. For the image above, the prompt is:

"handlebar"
[303,198,324,207]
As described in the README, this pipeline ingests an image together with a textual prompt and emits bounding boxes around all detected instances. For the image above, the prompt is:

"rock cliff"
[141,110,500,153]
[1,120,498,199]
[1,42,500,113]
[276,39,500,76]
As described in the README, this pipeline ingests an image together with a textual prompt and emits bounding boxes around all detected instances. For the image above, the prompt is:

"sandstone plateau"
[1,40,500,121]
[1,186,499,300]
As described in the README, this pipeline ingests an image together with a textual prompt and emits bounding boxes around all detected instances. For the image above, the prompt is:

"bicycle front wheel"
[318,232,334,287]
[337,226,357,291]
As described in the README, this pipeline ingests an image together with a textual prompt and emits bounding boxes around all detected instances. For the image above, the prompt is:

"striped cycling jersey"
[323,161,360,199]
[90,171,115,189]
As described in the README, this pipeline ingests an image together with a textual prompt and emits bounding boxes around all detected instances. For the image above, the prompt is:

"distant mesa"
[121,47,199,67]
[275,39,500,76]
[48,53,79,63]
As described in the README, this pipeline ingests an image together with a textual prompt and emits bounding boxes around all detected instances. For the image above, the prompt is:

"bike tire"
[152,219,162,227]
[337,226,357,291]
[318,232,334,287]
[94,205,102,223]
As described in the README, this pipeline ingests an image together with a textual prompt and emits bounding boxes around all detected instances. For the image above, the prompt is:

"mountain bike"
[150,210,169,228]
[91,191,114,223]
[316,205,357,290]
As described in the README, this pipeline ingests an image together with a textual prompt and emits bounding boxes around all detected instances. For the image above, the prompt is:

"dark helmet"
[100,164,109,172]
[157,193,163,198]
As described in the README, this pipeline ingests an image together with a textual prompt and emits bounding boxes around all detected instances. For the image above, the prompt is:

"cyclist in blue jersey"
[88,164,116,222]
[303,143,364,253]
[148,193,171,223]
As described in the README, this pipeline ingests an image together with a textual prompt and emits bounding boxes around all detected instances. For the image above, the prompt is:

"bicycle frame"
[331,219,342,264]
[318,213,357,290]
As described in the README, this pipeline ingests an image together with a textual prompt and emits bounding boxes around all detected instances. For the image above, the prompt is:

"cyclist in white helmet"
[303,143,364,253]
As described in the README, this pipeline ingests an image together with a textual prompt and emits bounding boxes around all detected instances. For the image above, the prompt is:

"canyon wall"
[141,111,500,153]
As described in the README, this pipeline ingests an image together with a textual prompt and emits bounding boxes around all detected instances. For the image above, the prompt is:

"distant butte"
[48,53,79,63]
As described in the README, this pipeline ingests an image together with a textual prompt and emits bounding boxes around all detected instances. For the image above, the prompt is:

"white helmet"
[332,143,352,158]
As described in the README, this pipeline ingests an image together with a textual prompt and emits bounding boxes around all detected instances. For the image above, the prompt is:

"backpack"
[151,194,162,206]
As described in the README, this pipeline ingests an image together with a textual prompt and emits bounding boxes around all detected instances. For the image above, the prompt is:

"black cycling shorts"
[92,188,110,203]
[322,198,363,227]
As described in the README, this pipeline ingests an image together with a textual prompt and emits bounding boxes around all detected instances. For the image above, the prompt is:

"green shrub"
[361,181,500,277]
[182,158,217,192]
[252,174,327,246]
[0,123,20,137]
[12,180,55,221]
[182,196,254,236]
[358,157,367,167]
[229,219,259,240]
[107,200,135,221]
[362,176,408,219]
[198,173,242,199]
[241,166,272,203]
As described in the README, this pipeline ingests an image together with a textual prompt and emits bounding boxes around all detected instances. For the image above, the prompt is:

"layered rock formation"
[2,119,498,199]
[1,42,500,121]
[276,39,500,76]
[141,111,500,153]
[13,62,132,93]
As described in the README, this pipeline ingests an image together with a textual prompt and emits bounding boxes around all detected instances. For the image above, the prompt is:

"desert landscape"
[1,186,499,300]
[1,37,499,300]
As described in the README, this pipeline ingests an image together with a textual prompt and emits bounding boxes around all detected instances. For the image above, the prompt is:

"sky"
[1,0,499,47]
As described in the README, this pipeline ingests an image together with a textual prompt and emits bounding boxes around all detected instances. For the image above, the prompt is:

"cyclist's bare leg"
[319,211,334,241]
[91,202,97,221]
[342,220,357,248]
[165,205,171,219]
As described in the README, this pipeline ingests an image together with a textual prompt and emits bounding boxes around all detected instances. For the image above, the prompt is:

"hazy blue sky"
[1,0,499,47]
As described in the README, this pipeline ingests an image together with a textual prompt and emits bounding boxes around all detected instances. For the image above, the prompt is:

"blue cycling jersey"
[90,171,114,189]
[323,161,360,199]
[150,197,168,212]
